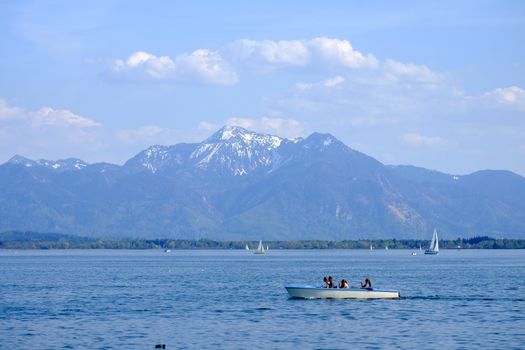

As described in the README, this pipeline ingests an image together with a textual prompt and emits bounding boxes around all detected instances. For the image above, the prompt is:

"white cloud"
[296,75,345,90]
[30,107,101,128]
[323,76,345,87]
[113,50,238,85]
[227,37,378,69]
[0,99,104,163]
[1,99,100,129]
[308,37,378,69]
[113,51,175,79]
[226,117,305,138]
[483,86,525,108]
[0,99,24,120]
[383,59,443,85]
[402,132,443,146]
[228,39,310,67]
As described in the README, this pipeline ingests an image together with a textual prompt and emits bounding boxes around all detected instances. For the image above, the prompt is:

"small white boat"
[164,249,171,253]
[285,285,400,299]
[385,246,389,250]
[254,240,266,254]
[411,252,417,256]
[369,244,373,251]
[245,244,250,251]
[425,229,440,255]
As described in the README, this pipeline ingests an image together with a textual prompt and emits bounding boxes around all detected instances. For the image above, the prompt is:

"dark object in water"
[154,344,166,349]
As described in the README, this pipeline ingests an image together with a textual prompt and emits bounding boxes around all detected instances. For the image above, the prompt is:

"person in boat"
[360,278,372,289]
[323,276,329,288]
[328,276,336,288]
[339,279,350,288]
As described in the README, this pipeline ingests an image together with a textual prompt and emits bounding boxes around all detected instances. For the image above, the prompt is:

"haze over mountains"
[1,126,524,240]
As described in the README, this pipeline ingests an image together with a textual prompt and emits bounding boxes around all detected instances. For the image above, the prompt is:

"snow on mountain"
[8,155,88,171]
[8,155,36,167]
[6,127,344,177]
[129,145,170,173]
[123,143,196,173]
[190,126,286,176]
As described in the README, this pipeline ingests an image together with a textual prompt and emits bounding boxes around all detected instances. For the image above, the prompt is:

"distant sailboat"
[245,244,250,251]
[425,229,440,255]
[254,240,266,254]
[266,245,269,251]
[369,244,373,251]
[385,245,389,250]
[419,244,422,251]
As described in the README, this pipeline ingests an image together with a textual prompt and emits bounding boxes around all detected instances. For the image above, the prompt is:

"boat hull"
[285,285,400,299]
[424,250,439,255]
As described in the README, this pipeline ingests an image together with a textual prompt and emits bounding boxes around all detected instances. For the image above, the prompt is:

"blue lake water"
[1,249,524,349]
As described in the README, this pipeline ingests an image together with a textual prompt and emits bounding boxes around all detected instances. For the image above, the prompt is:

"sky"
[0,0,524,175]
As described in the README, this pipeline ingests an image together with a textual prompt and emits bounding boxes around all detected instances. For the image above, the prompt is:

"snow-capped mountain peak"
[205,125,282,147]
[8,155,36,167]
[128,145,170,173]
[190,126,286,176]
[8,155,88,171]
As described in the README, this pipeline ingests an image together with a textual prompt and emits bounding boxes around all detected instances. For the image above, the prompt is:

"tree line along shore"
[0,231,524,249]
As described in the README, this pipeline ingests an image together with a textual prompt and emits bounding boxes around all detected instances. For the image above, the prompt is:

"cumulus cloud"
[228,39,310,67]
[383,59,443,85]
[483,86,525,108]
[402,132,443,146]
[113,50,238,85]
[226,117,305,138]
[0,99,100,129]
[30,107,101,128]
[0,98,104,163]
[308,37,378,69]
[228,37,378,69]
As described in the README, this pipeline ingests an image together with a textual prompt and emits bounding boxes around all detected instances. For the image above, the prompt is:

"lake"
[1,249,524,349]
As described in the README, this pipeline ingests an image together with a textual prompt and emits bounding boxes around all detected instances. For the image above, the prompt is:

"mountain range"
[1,125,524,240]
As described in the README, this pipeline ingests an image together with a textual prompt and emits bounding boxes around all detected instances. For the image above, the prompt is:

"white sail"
[429,232,436,250]
[255,240,266,254]
[369,244,373,251]
[266,245,269,251]
[245,244,249,251]
[425,229,439,254]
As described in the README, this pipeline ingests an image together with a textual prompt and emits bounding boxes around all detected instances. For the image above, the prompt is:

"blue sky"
[1,0,524,175]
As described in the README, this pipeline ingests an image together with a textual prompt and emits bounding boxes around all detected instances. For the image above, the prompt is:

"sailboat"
[425,229,440,255]
[266,245,269,251]
[369,244,373,251]
[245,244,250,251]
[254,240,266,255]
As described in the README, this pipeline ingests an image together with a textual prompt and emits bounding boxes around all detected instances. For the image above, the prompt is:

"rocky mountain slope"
[1,126,524,239]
